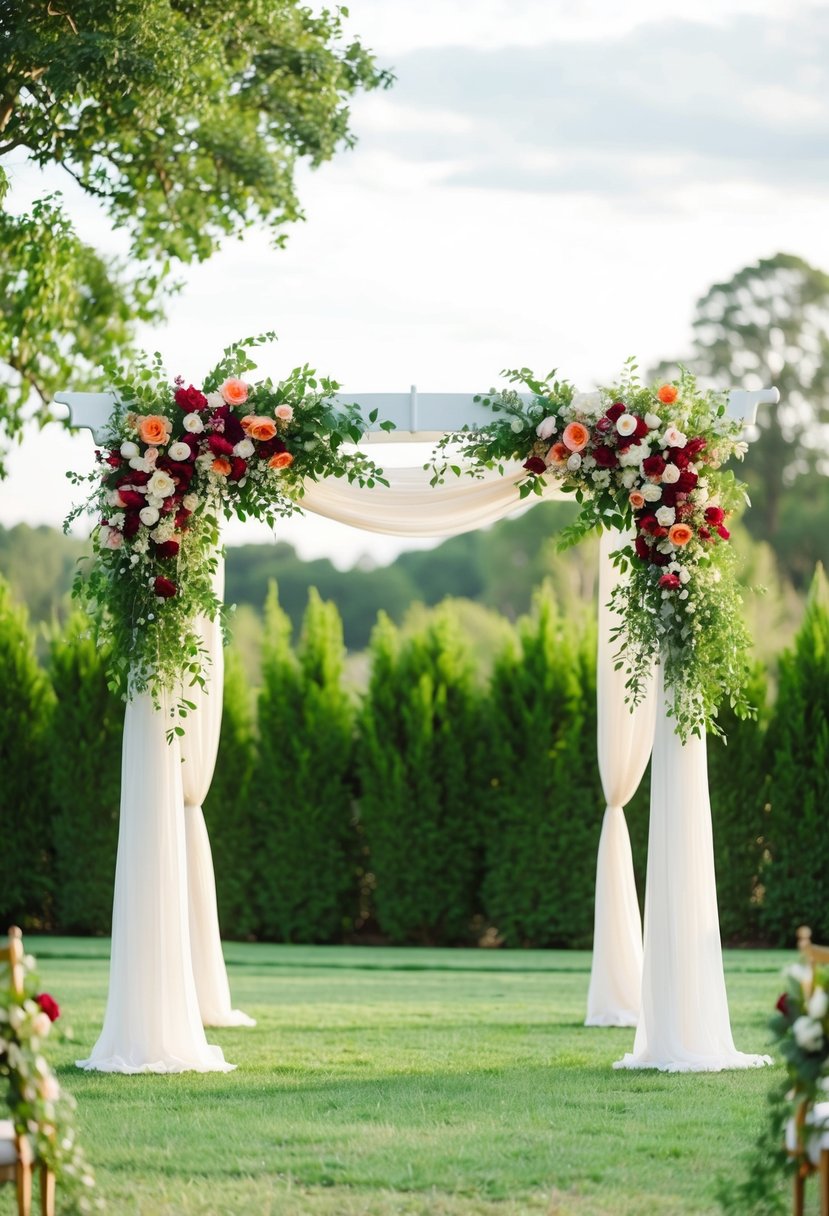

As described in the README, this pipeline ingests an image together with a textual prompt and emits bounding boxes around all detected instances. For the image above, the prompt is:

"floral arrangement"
[0,956,99,1210]
[772,958,829,1137]
[67,335,390,721]
[429,360,754,739]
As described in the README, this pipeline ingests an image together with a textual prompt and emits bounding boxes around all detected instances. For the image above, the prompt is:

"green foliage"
[253,583,356,942]
[358,610,484,944]
[202,647,257,938]
[0,576,54,926]
[48,614,121,934]
[761,565,829,943]
[482,586,603,947]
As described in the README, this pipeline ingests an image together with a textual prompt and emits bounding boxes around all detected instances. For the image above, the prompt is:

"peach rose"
[629,490,646,509]
[138,414,172,446]
[547,442,569,464]
[274,404,294,423]
[268,451,294,470]
[657,384,678,404]
[668,523,693,546]
[241,415,278,442]
[220,378,249,406]
[562,421,589,453]
[212,457,232,476]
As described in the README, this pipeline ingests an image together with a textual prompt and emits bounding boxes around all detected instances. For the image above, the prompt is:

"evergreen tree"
[760,566,829,944]
[482,586,603,947]
[253,584,356,941]
[358,610,483,944]
[48,614,122,932]
[0,576,54,925]
[202,646,257,939]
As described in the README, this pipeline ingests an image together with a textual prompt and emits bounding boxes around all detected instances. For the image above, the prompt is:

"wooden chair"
[789,927,829,1216]
[0,927,56,1216]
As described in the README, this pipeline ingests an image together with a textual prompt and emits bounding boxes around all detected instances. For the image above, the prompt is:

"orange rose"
[562,421,589,452]
[138,414,172,446]
[241,415,277,441]
[629,490,646,509]
[212,457,232,476]
[547,442,569,464]
[220,378,249,406]
[657,384,678,404]
[668,523,693,546]
[268,451,294,470]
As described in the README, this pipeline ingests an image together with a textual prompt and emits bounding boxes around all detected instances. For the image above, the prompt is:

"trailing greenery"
[253,584,356,942]
[48,614,121,934]
[760,565,829,943]
[358,610,484,944]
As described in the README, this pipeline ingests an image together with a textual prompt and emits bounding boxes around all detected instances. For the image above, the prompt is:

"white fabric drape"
[76,689,234,1073]
[614,669,771,1072]
[585,529,656,1027]
[181,556,255,1028]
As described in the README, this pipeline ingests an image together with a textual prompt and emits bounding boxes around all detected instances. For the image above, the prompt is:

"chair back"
[0,928,24,998]
[797,925,829,969]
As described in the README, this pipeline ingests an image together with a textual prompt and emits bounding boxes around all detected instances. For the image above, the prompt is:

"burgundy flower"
[222,411,246,445]
[639,514,660,535]
[634,536,651,561]
[669,447,691,469]
[175,509,192,529]
[123,512,140,539]
[651,550,670,567]
[229,457,248,482]
[153,576,177,598]
[595,416,613,434]
[593,444,619,469]
[658,573,682,591]
[116,489,146,509]
[676,470,698,493]
[776,993,791,1017]
[174,384,208,412]
[208,435,234,457]
[523,456,547,475]
[258,437,287,460]
[633,416,650,440]
[606,402,626,421]
[117,470,151,487]
[661,486,679,507]
[698,526,712,541]
[36,993,60,1022]
[154,540,180,559]
[652,526,669,539]
[685,436,707,458]
[704,506,725,525]
[105,450,122,468]
[642,454,666,478]
[717,524,731,540]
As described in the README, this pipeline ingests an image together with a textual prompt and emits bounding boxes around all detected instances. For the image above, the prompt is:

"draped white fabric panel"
[299,464,566,536]
[76,690,234,1073]
[614,669,771,1072]
[180,556,255,1028]
[585,530,656,1027]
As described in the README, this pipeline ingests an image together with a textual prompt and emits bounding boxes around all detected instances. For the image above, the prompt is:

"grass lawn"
[20,940,790,1216]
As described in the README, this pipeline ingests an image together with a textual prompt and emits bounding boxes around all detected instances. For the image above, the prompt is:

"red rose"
[117,489,146,509]
[123,512,140,538]
[105,450,122,468]
[639,514,660,535]
[606,402,626,421]
[154,540,180,559]
[776,993,791,1017]
[634,536,651,561]
[717,524,731,540]
[595,416,613,434]
[593,445,619,468]
[698,526,712,540]
[704,506,725,525]
[669,447,691,469]
[523,456,547,475]
[153,576,177,598]
[36,993,60,1022]
[658,573,682,591]
[174,384,208,412]
[652,526,669,539]
[229,457,247,482]
[642,454,666,477]
[676,470,698,493]
[685,436,707,458]
[208,435,234,457]
[633,416,650,440]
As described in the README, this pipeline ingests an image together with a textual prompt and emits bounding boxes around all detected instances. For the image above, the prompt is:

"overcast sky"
[1,0,827,567]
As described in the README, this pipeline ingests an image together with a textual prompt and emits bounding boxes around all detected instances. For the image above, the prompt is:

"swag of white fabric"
[63,388,778,1075]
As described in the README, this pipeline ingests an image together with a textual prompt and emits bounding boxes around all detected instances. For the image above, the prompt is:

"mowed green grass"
[22,941,789,1216]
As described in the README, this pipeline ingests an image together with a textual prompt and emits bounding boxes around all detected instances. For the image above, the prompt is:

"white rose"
[616,413,637,437]
[183,413,204,434]
[566,453,582,471]
[794,1015,825,1053]
[656,505,676,527]
[661,464,680,484]
[663,425,687,448]
[168,442,191,462]
[147,470,176,498]
[139,506,160,527]
[809,989,829,1020]
[234,438,255,458]
[182,493,199,511]
[120,441,139,459]
[642,483,663,503]
[536,416,557,441]
[644,412,661,430]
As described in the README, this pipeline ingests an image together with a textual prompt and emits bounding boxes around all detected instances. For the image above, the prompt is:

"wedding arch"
[56,342,779,1075]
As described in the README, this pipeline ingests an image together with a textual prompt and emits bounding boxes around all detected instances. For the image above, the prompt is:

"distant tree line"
[1,566,828,948]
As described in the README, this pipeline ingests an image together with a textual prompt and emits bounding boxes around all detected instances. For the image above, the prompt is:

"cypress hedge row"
[2,568,828,947]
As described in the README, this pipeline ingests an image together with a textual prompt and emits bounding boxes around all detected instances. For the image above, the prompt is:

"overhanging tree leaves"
[0,0,391,465]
